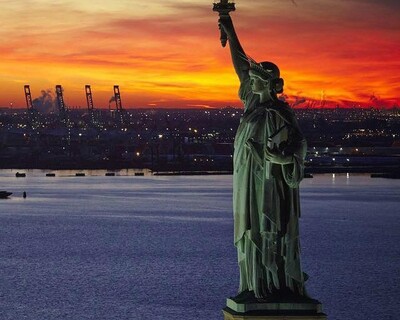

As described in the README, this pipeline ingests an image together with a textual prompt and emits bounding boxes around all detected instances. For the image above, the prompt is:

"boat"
[0,191,12,198]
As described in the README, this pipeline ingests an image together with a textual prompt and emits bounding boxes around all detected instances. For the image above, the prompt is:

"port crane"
[85,85,94,111]
[113,85,123,112]
[24,85,39,130]
[55,85,67,116]
[111,85,125,126]
[85,85,97,126]
[55,85,71,145]
[24,85,34,111]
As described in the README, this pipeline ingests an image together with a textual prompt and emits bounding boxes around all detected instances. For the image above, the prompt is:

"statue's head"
[240,53,285,101]
[249,61,284,96]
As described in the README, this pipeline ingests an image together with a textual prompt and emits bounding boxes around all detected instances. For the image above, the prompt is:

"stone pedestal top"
[223,307,327,320]
[227,297,323,313]
[223,294,327,320]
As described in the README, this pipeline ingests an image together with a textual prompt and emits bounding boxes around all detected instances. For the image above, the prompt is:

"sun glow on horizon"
[0,0,399,109]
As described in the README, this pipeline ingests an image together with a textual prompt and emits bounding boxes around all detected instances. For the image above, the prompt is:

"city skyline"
[1,0,399,109]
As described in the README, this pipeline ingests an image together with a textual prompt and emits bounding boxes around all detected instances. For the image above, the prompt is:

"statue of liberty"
[216,8,309,301]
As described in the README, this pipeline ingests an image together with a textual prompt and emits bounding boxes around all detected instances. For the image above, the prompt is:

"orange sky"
[0,0,399,109]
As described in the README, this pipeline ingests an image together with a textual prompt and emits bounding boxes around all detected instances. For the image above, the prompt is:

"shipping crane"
[55,85,71,145]
[24,85,39,130]
[85,85,94,111]
[85,85,97,126]
[112,85,125,126]
[24,85,34,110]
[55,85,67,115]
[113,85,123,111]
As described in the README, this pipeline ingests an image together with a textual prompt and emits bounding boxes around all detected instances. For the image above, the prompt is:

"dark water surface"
[0,171,399,319]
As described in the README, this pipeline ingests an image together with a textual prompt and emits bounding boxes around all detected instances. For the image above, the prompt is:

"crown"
[240,52,277,80]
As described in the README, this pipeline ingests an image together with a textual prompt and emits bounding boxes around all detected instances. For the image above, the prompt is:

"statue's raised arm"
[217,15,250,84]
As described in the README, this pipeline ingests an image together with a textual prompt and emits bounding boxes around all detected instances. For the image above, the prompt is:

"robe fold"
[233,78,308,298]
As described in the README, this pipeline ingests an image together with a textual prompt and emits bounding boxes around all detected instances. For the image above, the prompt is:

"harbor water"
[0,171,399,320]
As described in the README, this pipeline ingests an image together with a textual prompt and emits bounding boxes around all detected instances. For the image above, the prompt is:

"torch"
[212,0,236,47]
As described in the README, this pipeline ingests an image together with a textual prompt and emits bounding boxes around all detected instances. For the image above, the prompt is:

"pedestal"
[222,295,327,320]
[223,308,327,320]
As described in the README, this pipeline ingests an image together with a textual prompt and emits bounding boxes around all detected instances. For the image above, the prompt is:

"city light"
[0,107,399,171]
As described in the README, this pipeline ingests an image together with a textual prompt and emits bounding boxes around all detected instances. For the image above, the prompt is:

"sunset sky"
[0,0,399,109]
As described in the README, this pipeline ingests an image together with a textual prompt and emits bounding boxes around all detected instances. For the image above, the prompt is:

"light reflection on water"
[0,171,399,320]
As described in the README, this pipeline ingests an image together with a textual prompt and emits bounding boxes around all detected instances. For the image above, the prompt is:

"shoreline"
[1,165,399,178]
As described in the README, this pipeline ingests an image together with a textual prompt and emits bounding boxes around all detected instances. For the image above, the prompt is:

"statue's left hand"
[265,146,293,165]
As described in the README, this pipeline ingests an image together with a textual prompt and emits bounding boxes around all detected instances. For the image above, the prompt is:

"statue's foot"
[232,288,315,304]
[260,288,315,303]
[232,290,256,303]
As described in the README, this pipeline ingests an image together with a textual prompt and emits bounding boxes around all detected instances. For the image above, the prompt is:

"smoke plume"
[32,89,56,114]
[369,93,379,103]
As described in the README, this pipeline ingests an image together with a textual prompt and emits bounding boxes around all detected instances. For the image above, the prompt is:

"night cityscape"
[1,89,399,174]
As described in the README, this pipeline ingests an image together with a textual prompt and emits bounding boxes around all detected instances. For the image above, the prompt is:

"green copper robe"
[233,78,308,298]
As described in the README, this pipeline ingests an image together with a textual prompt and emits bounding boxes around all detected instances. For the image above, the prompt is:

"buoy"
[23,191,27,198]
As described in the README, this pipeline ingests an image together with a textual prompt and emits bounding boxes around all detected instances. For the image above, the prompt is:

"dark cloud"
[163,2,212,16]
[138,81,188,89]
[292,96,306,107]
[366,92,393,107]
[346,0,400,8]
[108,16,214,39]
